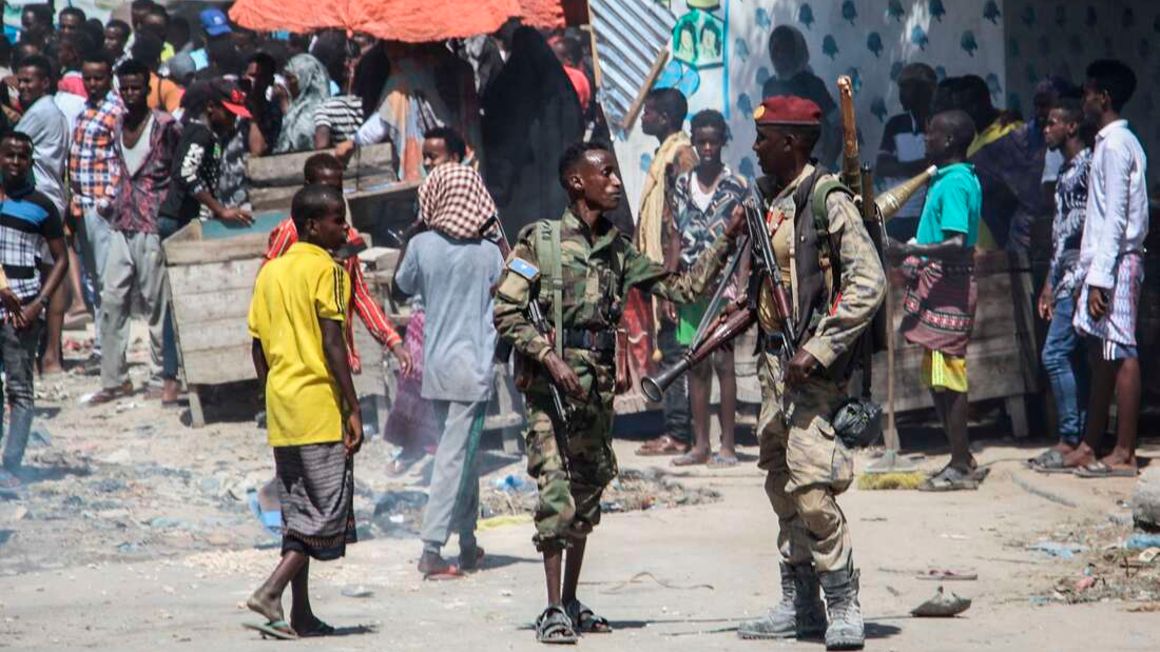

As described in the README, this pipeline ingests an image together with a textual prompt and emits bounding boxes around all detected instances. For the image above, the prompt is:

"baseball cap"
[200,8,232,37]
[185,79,252,119]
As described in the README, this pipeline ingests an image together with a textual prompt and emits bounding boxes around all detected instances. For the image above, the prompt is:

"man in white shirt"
[1063,59,1148,478]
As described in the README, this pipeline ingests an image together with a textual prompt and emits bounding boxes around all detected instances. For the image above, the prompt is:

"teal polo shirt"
[915,162,982,247]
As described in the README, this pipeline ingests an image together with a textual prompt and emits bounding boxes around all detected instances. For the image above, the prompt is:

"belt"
[2,265,36,280]
[561,329,616,353]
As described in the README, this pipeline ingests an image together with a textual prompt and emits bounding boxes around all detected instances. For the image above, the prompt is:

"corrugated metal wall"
[589,0,676,127]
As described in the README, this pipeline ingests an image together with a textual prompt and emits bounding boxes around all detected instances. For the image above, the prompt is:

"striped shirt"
[313,95,364,145]
[0,184,64,312]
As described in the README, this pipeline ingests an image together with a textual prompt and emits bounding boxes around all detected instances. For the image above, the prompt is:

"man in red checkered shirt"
[262,154,411,376]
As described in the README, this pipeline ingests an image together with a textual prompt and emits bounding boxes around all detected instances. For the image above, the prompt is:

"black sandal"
[566,599,612,634]
[535,605,578,645]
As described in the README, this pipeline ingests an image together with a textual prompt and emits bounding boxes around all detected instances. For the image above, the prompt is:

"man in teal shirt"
[887,110,983,491]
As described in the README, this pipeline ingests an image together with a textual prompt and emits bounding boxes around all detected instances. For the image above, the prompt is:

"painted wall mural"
[605,0,1009,220]
[1004,0,1160,186]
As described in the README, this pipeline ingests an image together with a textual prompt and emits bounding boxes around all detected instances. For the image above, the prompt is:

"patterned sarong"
[275,442,356,561]
[899,256,977,357]
[1073,251,1144,349]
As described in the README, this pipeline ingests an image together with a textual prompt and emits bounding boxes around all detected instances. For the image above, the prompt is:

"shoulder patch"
[508,257,540,281]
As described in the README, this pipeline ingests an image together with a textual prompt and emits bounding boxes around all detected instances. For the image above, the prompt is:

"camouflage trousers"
[523,355,618,553]
[756,351,855,572]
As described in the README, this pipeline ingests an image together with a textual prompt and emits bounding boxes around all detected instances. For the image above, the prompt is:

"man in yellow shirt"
[244,184,362,640]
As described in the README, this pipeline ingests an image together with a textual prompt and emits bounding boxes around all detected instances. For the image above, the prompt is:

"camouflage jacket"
[494,208,733,364]
[760,165,886,369]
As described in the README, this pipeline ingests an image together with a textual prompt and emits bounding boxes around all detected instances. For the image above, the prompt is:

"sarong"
[1073,251,1143,351]
[384,309,439,453]
[275,443,356,561]
[899,256,977,357]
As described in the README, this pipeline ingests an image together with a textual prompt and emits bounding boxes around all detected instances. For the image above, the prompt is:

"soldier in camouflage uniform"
[735,97,885,651]
[493,141,745,644]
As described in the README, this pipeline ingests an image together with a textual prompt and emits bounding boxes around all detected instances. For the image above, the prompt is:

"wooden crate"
[163,214,403,427]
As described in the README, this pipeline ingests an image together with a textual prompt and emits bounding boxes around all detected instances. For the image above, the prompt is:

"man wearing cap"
[736,96,885,651]
[165,8,232,83]
[159,79,254,234]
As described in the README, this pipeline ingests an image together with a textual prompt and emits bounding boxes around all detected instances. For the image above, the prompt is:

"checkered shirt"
[68,90,125,210]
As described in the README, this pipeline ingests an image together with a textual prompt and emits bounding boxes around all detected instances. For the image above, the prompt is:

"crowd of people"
[0,6,1148,650]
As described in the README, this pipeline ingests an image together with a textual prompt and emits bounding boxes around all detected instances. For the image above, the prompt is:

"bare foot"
[1050,442,1077,455]
[1061,442,1097,469]
[161,379,179,404]
[1099,448,1137,470]
[246,589,285,624]
[718,447,738,460]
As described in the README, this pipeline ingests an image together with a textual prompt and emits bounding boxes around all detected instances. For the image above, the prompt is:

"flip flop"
[1027,449,1075,474]
[243,620,298,640]
[1074,461,1138,478]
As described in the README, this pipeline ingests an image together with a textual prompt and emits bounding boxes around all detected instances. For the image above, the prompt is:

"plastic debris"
[341,585,374,598]
[1125,533,1160,550]
[910,586,972,617]
[1027,541,1086,559]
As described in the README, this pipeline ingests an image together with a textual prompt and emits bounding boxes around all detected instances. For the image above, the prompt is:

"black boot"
[819,561,865,650]
[737,562,827,639]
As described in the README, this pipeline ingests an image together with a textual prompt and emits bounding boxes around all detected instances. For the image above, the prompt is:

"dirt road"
[3,381,1159,651]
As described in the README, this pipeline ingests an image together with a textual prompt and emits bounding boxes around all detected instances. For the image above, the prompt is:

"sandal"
[535,605,578,644]
[565,599,612,634]
[917,465,979,492]
[635,434,689,457]
[419,551,465,580]
[1074,461,1138,478]
[83,381,133,406]
[671,451,709,466]
[708,452,739,468]
[1026,449,1073,474]
[243,619,298,640]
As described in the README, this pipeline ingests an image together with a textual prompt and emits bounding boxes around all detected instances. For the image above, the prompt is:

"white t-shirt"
[122,112,156,177]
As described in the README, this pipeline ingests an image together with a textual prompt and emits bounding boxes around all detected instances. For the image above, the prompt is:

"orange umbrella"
[229,0,530,43]
[517,0,565,28]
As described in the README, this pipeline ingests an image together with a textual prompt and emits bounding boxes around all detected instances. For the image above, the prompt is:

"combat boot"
[818,562,865,650]
[737,562,827,639]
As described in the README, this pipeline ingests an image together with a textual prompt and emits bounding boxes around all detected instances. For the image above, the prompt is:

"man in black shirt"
[158,79,253,235]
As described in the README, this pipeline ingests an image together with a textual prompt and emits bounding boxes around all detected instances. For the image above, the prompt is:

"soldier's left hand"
[786,348,820,386]
[725,204,748,240]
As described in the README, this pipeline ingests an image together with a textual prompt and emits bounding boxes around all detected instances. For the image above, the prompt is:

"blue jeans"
[158,217,185,380]
[1041,293,1087,445]
[1,320,43,471]
[658,322,691,444]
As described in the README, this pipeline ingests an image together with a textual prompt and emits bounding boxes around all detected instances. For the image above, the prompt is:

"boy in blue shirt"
[887,110,983,491]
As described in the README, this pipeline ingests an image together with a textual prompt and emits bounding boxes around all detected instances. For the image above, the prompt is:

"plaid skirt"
[275,443,357,561]
[1073,252,1143,348]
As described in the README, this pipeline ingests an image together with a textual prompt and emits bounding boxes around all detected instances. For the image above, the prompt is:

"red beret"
[754,95,822,126]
